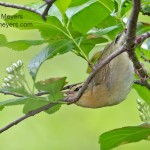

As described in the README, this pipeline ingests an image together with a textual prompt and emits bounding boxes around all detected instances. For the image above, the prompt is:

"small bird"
[68,31,134,108]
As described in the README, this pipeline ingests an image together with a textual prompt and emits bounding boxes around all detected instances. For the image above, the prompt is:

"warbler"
[69,31,134,108]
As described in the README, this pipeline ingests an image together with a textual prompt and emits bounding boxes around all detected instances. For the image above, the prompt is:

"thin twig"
[0,103,57,133]
[0,2,42,16]
[129,50,150,89]
[0,91,23,97]
[134,80,150,89]
[41,0,57,20]
[0,1,57,20]
[135,31,150,46]
[126,0,141,47]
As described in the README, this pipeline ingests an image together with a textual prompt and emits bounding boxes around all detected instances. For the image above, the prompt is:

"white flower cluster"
[137,99,150,122]
[2,60,24,89]
[6,60,23,74]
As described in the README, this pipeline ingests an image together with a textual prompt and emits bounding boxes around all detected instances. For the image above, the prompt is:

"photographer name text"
[0,14,33,28]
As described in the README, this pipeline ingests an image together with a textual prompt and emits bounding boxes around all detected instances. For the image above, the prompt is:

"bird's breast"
[76,52,134,108]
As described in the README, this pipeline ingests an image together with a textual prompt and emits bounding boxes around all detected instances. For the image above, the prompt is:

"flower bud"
[17,60,23,67]
[20,72,25,77]
[6,83,11,88]
[139,113,145,121]
[16,76,19,79]
[137,99,144,107]
[137,99,142,104]
[4,77,9,83]
[6,67,13,73]
[7,75,14,80]
[12,63,18,69]
[138,106,142,111]
[2,83,7,88]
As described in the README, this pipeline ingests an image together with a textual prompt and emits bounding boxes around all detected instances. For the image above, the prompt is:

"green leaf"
[35,77,66,102]
[23,98,49,114]
[0,33,44,51]
[141,3,150,16]
[23,97,61,114]
[120,0,132,16]
[1,40,44,51]
[80,36,108,56]
[45,104,61,114]
[97,0,114,12]
[69,0,90,7]
[55,0,71,14]
[137,22,150,35]
[136,46,150,62]
[99,126,150,150]
[29,2,63,23]
[48,92,64,101]
[113,0,118,15]
[39,16,68,41]
[0,97,29,106]
[0,106,4,111]
[35,77,67,94]
[142,0,150,4]
[96,15,123,40]
[90,25,120,37]
[70,1,110,34]
[112,0,131,17]
[29,39,73,80]
[133,84,150,106]
[0,34,7,45]
[66,0,97,19]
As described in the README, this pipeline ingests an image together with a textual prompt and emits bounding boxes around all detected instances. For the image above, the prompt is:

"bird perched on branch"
[68,31,134,108]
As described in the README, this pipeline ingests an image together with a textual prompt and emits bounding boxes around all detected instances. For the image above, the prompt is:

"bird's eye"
[74,87,80,91]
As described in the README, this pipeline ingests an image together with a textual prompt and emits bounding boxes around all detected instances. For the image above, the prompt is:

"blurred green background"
[0,0,150,150]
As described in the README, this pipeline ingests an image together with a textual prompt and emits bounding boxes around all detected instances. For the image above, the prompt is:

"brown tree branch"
[0,1,57,20]
[135,31,150,46]
[0,102,57,133]
[126,0,141,48]
[0,91,23,97]
[128,49,150,89]
[0,2,42,16]
[125,0,150,90]
[41,0,57,20]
